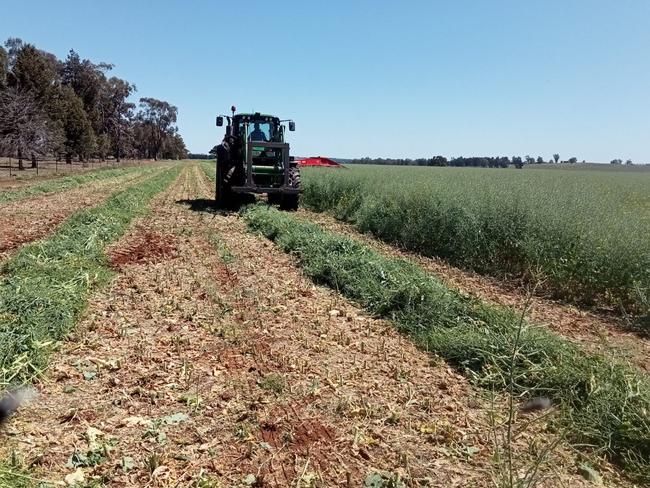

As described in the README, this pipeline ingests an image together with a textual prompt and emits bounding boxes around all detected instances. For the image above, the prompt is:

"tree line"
[187,145,228,160]
[188,153,210,160]
[345,153,589,168]
[0,38,187,169]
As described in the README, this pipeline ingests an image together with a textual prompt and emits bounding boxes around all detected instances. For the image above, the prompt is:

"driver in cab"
[249,122,268,142]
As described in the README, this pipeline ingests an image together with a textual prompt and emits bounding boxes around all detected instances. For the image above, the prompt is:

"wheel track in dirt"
[2,164,625,487]
[297,210,650,374]
[0,167,163,263]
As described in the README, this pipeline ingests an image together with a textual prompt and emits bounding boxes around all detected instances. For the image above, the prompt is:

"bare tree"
[0,46,7,87]
[0,87,60,168]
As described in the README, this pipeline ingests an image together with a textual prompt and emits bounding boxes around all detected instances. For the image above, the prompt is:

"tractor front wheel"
[280,166,300,211]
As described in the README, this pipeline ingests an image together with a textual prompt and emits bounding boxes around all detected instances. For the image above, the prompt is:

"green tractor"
[215,107,300,210]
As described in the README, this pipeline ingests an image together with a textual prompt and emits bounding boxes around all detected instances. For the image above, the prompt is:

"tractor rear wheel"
[215,161,231,208]
[215,144,236,208]
[280,166,300,211]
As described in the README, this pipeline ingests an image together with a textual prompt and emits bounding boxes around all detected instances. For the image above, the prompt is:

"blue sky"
[2,1,649,162]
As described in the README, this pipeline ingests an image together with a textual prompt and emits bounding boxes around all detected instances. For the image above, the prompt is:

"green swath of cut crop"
[243,204,650,483]
[0,166,179,388]
[301,165,650,324]
[0,460,49,488]
[0,164,160,205]
[199,160,216,181]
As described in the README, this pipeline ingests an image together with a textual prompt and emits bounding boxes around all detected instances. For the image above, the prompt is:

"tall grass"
[244,205,650,483]
[301,166,650,320]
[0,166,179,387]
[0,164,160,205]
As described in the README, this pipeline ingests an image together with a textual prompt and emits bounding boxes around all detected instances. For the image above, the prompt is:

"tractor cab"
[231,113,283,143]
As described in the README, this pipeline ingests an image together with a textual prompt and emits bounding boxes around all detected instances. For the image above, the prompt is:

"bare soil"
[1,164,626,487]
[0,179,30,190]
[108,231,179,269]
[299,210,650,374]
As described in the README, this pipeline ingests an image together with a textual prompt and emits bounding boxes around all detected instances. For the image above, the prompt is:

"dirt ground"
[0,169,157,262]
[299,210,650,374]
[1,164,626,487]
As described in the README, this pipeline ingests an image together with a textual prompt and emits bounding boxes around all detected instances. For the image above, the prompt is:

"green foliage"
[8,43,59,99]
[243,205,650,483]
[0,451,54,487]
[364,471,406,487]
[57,85,96,159]
[0,165,150,205]
[301,165,650,321]
[259,373,285,394]
[0,166,179,387]
[135,97,184,160]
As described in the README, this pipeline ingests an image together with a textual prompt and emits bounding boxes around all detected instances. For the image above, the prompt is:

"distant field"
[525,162,650,172]
[0,158,152,184]
[302,165,650,319]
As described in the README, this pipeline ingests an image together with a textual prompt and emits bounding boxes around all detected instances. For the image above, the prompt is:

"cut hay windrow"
[243,204,650,483]
[199,159,216,181]
[0,166,180,387]
[0,164,159,205]
[301,166,650,325]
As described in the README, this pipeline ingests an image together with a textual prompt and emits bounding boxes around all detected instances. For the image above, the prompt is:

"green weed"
[259,373,285,394]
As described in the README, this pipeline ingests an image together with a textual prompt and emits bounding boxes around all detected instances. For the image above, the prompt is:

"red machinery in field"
[296,156,343,168]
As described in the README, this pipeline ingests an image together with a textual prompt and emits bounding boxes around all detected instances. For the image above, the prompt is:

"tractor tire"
[280,166,300,211]
[215,144,235,208]
[215,162,231,208]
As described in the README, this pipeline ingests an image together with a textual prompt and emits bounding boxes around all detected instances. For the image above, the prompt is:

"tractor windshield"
[247,121,272,142]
